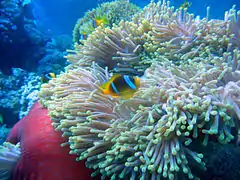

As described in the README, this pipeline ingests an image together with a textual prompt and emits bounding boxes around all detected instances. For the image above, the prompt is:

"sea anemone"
[72,0,141,45]
[0,142,20,180]
[39,63,120,166]
[82,55,239,179]
[39,0,240,179]
[68,1,240,77]
[68,21,148,76]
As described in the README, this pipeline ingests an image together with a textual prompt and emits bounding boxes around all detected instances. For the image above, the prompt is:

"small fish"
[41,73,56,84]
[80,32,89,41]
[179,0,192,10]
[93,15,109,27]
[100,74,140,100]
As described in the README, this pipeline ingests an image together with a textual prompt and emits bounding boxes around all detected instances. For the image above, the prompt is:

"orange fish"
[100,74,140,100]
[93,15,109,27]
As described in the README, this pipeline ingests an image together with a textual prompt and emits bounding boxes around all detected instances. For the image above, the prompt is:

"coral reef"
[0,0,51,73]
[0,0,30,43]
[0,1,72,127]
[0,68,40,123]
[0,125,11,145]
[0,0,72,74]
[37,34,72,75]
[18,72,41,119]
[39,0,240,179]
[0,0,72,122]
[72,0,141,44]
[0,0,71,75]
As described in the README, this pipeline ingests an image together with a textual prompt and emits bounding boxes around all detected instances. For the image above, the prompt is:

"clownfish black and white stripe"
[100,74,140,100]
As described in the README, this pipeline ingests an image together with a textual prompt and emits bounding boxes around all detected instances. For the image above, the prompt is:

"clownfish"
[93,15,109,27]
[100,74,140,100]
[41,73,56,84]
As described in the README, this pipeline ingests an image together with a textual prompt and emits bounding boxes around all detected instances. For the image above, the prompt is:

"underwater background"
[32,0,240,35]
[1,0,240,179]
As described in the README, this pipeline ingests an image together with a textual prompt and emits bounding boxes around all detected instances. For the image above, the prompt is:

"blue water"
[33,0,240,35]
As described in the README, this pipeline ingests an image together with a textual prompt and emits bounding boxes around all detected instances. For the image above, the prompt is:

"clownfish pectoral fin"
[134,77,141,88]
[119,90,136,100]
[99,86,107,94]
[121,94,134,100]
[99,81,108,90]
